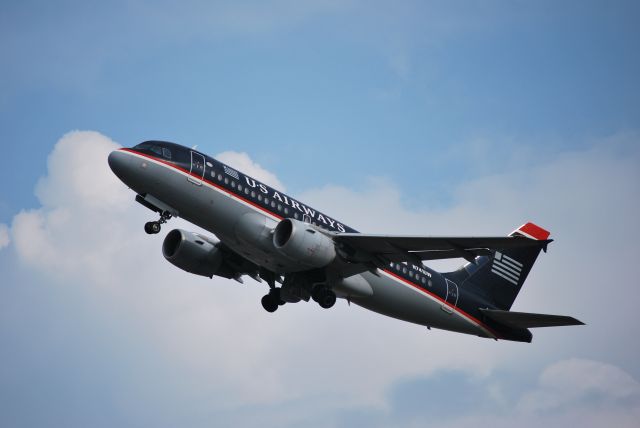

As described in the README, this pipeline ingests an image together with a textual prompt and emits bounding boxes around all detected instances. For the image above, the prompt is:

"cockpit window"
[134,142,162,155]
[134,141,172,159]
[133,141,188,163]
[134,142,153,150]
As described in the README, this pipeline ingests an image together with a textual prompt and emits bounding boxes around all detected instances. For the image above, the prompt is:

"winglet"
[511,222,551,240]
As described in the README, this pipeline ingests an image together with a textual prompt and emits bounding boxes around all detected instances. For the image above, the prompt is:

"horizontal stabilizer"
[480,309,584,329]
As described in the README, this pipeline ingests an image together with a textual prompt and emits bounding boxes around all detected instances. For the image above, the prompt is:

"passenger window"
[218,174,223,181]
[277,204,282,211]
[231,181,236,188]
[402,267,407,274]
[238,184,242,191]
[294,212,299,219]
[224,177,229,184]
[264,198,269,205]
[251,191,256,198]
[258,195,263,201]
[284,207,289,215]
[271,201,276,208]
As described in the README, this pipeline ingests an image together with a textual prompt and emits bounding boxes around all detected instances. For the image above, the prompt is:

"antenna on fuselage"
[191,145,198,150]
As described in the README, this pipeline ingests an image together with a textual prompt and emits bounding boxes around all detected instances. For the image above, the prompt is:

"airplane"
[108,140,583,342]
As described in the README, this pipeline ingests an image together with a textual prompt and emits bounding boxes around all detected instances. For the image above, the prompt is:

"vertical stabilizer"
[448,223,550,310]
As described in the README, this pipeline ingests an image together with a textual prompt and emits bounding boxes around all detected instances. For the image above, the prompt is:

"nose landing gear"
[135,194,177,235]
[144,211,172,235]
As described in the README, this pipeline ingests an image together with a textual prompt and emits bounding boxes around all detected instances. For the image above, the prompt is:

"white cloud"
[216,151,287,192]
[34,130,128,210]
[0,223,9,249]
[11,131,133,279]
[3,130,640,425]
[518,359,640,414]
[4,131,504,412]
[439,359,640,428]
[299,133,640,382]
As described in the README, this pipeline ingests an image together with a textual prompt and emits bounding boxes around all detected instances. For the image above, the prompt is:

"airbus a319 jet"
[108,141,583,342]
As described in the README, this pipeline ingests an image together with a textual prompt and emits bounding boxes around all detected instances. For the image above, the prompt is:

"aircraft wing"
[212,240,269,283]
[333,233,552,264]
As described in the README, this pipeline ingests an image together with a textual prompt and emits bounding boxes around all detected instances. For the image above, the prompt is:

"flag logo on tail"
[491,251,522,285]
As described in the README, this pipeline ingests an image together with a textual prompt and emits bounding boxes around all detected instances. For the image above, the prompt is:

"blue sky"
[2,0,639,217]
[1,1,640,427]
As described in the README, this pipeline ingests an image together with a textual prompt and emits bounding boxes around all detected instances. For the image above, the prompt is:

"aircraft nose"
[108,149,132,181]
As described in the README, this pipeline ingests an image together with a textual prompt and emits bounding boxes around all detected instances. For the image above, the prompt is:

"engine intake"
[162,229,223,277]
[273,218,336,269]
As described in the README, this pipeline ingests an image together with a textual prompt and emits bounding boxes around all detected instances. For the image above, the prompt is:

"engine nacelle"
[273,218,336,269]
[162,229,223,277]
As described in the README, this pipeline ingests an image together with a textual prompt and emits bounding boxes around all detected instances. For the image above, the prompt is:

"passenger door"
[188,151,205,186]
[441,279,459,314]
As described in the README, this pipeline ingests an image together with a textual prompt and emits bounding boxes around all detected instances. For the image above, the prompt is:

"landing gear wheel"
[318,289,337,309]
[144,221,161,234]
[144,210,172,235]
[261,294,279,313]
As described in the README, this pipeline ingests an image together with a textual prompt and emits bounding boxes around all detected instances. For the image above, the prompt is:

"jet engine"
[272,218,336,269]
[162,229,223,277]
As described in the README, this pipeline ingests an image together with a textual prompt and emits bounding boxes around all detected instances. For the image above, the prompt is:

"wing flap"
[479,309,585,329]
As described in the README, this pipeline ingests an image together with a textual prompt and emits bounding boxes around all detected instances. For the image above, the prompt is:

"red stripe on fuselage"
[121,148,500,339]
[120,148,284,221]
[382,269,501,339]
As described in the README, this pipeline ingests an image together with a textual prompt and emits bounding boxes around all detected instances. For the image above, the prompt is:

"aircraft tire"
[144,222,156,234]
[261,294,278,313]
[318,289,336,309]
[144,221,161,234]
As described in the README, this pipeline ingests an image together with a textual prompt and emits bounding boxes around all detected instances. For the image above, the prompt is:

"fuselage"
[108,141,501,339]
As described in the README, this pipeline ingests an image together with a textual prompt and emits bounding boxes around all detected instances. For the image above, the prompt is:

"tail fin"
[448,222,551,310]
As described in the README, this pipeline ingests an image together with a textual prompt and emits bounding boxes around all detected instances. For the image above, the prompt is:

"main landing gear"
[144,211,172,235]
[261,286,337,313]
[312,286,337,309]
[261,288,285,313]
[259,272,337,313]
